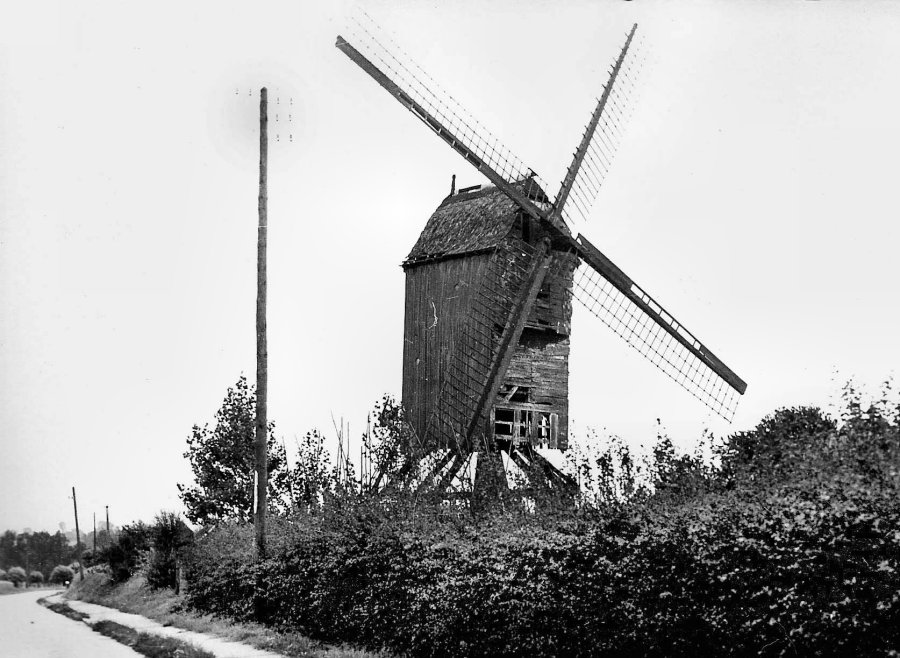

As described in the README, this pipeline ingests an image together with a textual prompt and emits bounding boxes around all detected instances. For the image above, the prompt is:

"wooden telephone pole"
[254,87,268,561]
[71,486,84,580]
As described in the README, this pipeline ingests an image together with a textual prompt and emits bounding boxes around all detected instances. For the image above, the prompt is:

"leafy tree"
[289,430,332,512]
[178,376,290,525]
[49,565,74,585]
[146,511,193,591]
[108,521,152,584]
[21,531,73,579]
[367,395,418,490]
[0,530,20,569]
[28,570,43,585]
[7,566,25,587]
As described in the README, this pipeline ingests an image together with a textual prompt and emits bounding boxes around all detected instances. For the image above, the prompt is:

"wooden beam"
[254,87,268,562]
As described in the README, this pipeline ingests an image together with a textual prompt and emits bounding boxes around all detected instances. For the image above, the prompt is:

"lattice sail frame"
[337,13,746,423]
[573,262,741,420]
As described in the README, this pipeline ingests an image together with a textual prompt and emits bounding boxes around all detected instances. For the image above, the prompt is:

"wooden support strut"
[463,239,553,450]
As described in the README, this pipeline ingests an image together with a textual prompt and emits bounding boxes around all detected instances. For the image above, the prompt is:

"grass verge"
[92,619,216,658]
[67,573,387,658]
[39,596,215,658]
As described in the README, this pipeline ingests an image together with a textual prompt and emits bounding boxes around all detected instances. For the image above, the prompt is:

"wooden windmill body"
[337,18,748,494]
[402,183,577,456]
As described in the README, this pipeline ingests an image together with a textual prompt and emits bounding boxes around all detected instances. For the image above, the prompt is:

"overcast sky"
[2,1,898,533]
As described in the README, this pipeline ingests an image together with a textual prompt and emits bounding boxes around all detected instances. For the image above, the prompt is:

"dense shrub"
[146,512,193,590]
[49,565,75,585]
[0,568,7,581]
[7,566,26,587]
[28,570,44,585]
[108,521,152,584]
[184,404,900,656]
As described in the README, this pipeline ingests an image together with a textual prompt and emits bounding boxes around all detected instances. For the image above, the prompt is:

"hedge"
[184,407,900,656]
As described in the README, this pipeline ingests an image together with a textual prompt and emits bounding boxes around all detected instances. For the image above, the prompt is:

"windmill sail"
[336,14,552,226]
[574,234,746,420]
[552,24,645,228]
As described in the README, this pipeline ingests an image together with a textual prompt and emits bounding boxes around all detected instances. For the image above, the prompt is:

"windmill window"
[538,413,550,439]
[536,412,559,447]
[494,407,532,440]
[494,408,515,436]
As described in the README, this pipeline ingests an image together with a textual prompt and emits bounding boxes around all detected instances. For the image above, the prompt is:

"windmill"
[336,16,747,497]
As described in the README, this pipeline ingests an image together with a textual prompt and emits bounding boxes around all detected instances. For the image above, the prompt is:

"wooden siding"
[503,329,571,450]
[402,253,494,445]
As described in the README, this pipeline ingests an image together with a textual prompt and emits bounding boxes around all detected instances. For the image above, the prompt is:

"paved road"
[0,589,141,658]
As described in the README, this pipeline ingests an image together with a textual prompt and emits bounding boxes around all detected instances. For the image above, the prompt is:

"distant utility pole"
[254,86,269,561]
[71,486,84,580]
[106,505,110,547]
[93,513,96,553]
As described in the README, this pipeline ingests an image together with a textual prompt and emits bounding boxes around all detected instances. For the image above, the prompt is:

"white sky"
[2,1,899,532]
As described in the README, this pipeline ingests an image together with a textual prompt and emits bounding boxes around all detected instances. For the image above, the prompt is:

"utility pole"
[71,486,84,580]
[93,513,96,553]
[106,505,110,547]
[254,86,268,562]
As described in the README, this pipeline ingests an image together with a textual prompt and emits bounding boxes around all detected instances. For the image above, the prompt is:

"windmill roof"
[404,185,520,265]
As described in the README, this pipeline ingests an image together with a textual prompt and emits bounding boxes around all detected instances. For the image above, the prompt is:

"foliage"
[146,512,193,590]
[108,521,152,584]
[183,397,900,657]
[289,430,332,512]
[0,530,73,581]
[367,394,414,488]
[50,564,75,585]
[177,376,291,526]
[6,566,26,587]
[28,570,44,584]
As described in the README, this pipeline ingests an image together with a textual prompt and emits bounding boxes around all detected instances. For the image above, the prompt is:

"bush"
[108,521,152,584]
[0,568,7,581]
[146,512,193,590]
[28,570,44,585]
[183,404,900,657]
[7,566,26,587]
[49,565,75,585]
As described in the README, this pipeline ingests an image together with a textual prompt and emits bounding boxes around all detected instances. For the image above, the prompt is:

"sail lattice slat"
[425,240,536,450]
[555,30,648,228]
[345,13,558,216]
[573,262,740,421]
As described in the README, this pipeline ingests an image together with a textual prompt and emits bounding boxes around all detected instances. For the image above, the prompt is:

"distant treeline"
[0,530,78,583]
